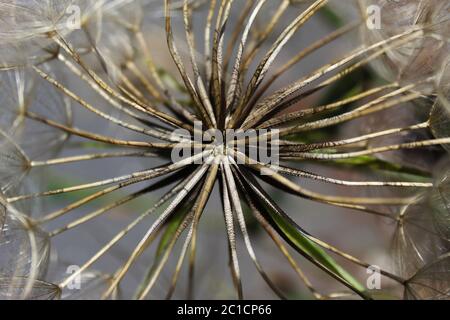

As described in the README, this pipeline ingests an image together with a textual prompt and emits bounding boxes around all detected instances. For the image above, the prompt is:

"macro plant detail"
[0,0,449,300]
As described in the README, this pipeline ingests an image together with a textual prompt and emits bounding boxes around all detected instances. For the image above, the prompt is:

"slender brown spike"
[49,192,143,237]
[241,27,424,128]
[102,157,214,299]
[53,34,194,132]
[140,163,218,300]
[242,154,397,220]
[248,182,393,293]
[244,45,425,130]
[116,70,153,107]
[169,175,218,302]
[182,0,217,127]
[318,202,395,219]
[235,172,323,299]
[251,39,419,126]
[251,20,362,106]
[32,66,180,143]
[280,122,429,153]
[125,61,165,103]
[165,219,195,300]
[258,167,415,205]
[165,181,211,300]
[305,235,406,284]
[220,166,243,300]
[57,169,202,289]
[11,150,210,204]
[231,150,416,206]
[223,159,287,300]
[165,0,214,128]
[35,166,181,225]
[126,60,166,103]
[22,220,39,299]
[225,0,267,116]
[25,111,196,149]
[240,0,290,73]
[134,32,166,97]
[279,90,423,137]
[117,84,169,125]
[134,31,199,122]
[258,83,398,129]
[236,84,418,156]
[282,138,450,161]
[222,0,254,71]
[42,167,192,230]
[244,161,398,219]
[9,165,167,205]
[203,0,217,85]
[209,0,235,121]
[186,163,219,300]
[80,25,116,80]
[247,142,411,203]
[57,53,177,135]
[229,0,329,128]
[81,25,166,112]
[136,208,195,300]
[30,151,158,167]
[273,164,433,188]
[35,177,153,225]
[230,165,371,300]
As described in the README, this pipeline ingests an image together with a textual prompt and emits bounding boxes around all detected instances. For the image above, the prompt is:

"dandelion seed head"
[0,209,50,282]
[0,0,448,300]
[404,253,450,300]
[0,277,60,300]
[361,0,450,85]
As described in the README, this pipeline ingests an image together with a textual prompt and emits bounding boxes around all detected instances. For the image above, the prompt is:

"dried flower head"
[0,0,449,300]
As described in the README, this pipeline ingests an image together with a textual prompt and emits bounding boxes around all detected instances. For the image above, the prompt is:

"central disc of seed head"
[172,117,280,170]
[198,128,233,165]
